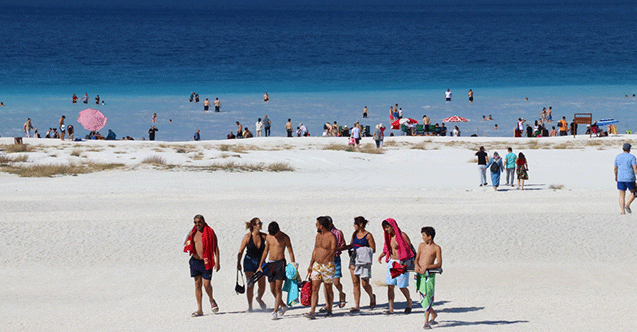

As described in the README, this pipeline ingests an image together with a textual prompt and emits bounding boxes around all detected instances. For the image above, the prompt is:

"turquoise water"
[1,4,636,139]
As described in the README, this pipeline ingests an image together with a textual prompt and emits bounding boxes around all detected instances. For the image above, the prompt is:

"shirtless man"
[285,119,293,137]
[378,218,413,315]
[203,98,210,112]
[332,121,339,136]
[59,115,66,141]
[257,221,295,320]
[23,118,33,138]
[213,98,221,112]
[415,227,442,330]
[468,89,473,102]
[183,215,221,317]
[304,216,337,319]
[236,121,243,138]
[422,115,431,135]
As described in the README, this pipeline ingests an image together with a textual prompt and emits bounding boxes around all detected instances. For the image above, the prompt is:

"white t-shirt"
[351,127,361,139]
[445,90,452,99]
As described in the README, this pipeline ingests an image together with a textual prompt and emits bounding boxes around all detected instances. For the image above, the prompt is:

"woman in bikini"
[346,216,376,312]
[237,218,268,312]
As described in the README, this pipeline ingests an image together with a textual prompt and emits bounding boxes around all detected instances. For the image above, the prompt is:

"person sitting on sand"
[257,222,296,320]
[243,128,253,138]
[184,214,220,317]
[227,132,236,139]
[550,126,557,137]
[415,226,442,330]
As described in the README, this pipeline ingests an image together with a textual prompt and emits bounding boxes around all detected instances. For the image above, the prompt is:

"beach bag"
[405,243,417,272]
[235,270,245,294]
[300,277,312,306]
[490,161,499,173]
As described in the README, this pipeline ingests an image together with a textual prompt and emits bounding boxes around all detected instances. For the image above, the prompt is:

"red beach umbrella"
[78,108,108,131]
[391,118,418,129]
[442,115,469,123]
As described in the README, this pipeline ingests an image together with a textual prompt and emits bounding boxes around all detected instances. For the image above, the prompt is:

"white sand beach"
[1,135,636,332]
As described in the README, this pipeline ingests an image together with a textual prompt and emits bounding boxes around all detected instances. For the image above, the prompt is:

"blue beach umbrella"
[597,118,618,126]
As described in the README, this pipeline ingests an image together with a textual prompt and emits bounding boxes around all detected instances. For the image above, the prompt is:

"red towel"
[382,218,414,263]
[183,225,216,270]
[390,261,407,278]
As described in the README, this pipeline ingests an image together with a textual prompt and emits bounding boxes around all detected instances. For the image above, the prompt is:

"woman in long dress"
[516,152,529,190]
[485,152,504,191]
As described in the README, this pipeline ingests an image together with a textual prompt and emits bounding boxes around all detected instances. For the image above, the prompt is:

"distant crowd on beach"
[185,214,442,329]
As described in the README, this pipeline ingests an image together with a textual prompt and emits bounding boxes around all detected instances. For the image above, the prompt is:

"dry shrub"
[0,144,35,153]
[268,162,294,172]
[0,162,124,177]
[231,145,249,153]
[174,145,198,154]
[358,144,384,154]
[383,140,399,147]
[218,145,230,152]
[191,152,204,160]
[411,143,429,150]
[553,143,569,149]
[549,184,564,190]
[70,149,82,157]
[323,143,349,151]
[142,155,167,165]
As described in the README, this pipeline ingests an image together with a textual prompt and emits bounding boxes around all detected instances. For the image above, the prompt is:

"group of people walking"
[184,215,443,329]
[476,146,529,190]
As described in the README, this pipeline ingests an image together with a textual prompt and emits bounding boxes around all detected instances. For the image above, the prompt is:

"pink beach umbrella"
[442,115,469,123]
[78,108,107,131]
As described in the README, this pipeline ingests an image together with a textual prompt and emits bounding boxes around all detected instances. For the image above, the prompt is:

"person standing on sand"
[286,119,293,137]
[415,227,442,330]
[304,216,337,320]
[505,147,517,187]
[373,124,384,149]
[183,214,220,317]
[363,106,368,118]
[203,98,210,112]
[378,218,414,315]
[485,152,504,190]
[264,115,271,137]
[193,129,200,141]
[23,118,33,138]
[476,146,488,186]
[445,89,452,101]
[614,143,637,214]
[236,121,243,138]
[148,126,158,140]
[546,107,553,123]
[59,115,66,141]
[237,218,268,312]
[326,218,347,310]
[213,98,221,112]
[558,116,568,136]
[255,118,263,137]
[468,89,473,102]
[346,216,376,313]
[257,221,296,320]
[516,152,529,190]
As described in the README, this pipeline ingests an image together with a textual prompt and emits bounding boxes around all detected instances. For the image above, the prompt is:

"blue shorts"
[617,181,636,191]
[334,255,343,279]
[243,255,260,273]
[386,259,410,288]
[190,257,212,280]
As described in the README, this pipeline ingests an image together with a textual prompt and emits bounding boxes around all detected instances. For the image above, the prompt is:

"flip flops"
[339,293,346,308]
[191,312,203,317]
[211,300,219,314]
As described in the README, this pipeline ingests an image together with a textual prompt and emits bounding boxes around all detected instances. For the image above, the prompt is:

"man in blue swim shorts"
[614,143,637,215]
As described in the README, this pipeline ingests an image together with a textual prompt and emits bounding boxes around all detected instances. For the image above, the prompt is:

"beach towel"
[415,272,436,312]
[390,261,407,278]
[282,263,301,306]
[382,218,414,263]
[354,247,373,265]
[183,225,216,270]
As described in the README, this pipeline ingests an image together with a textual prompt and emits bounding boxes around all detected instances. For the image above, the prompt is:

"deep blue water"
[1,4,637,139]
